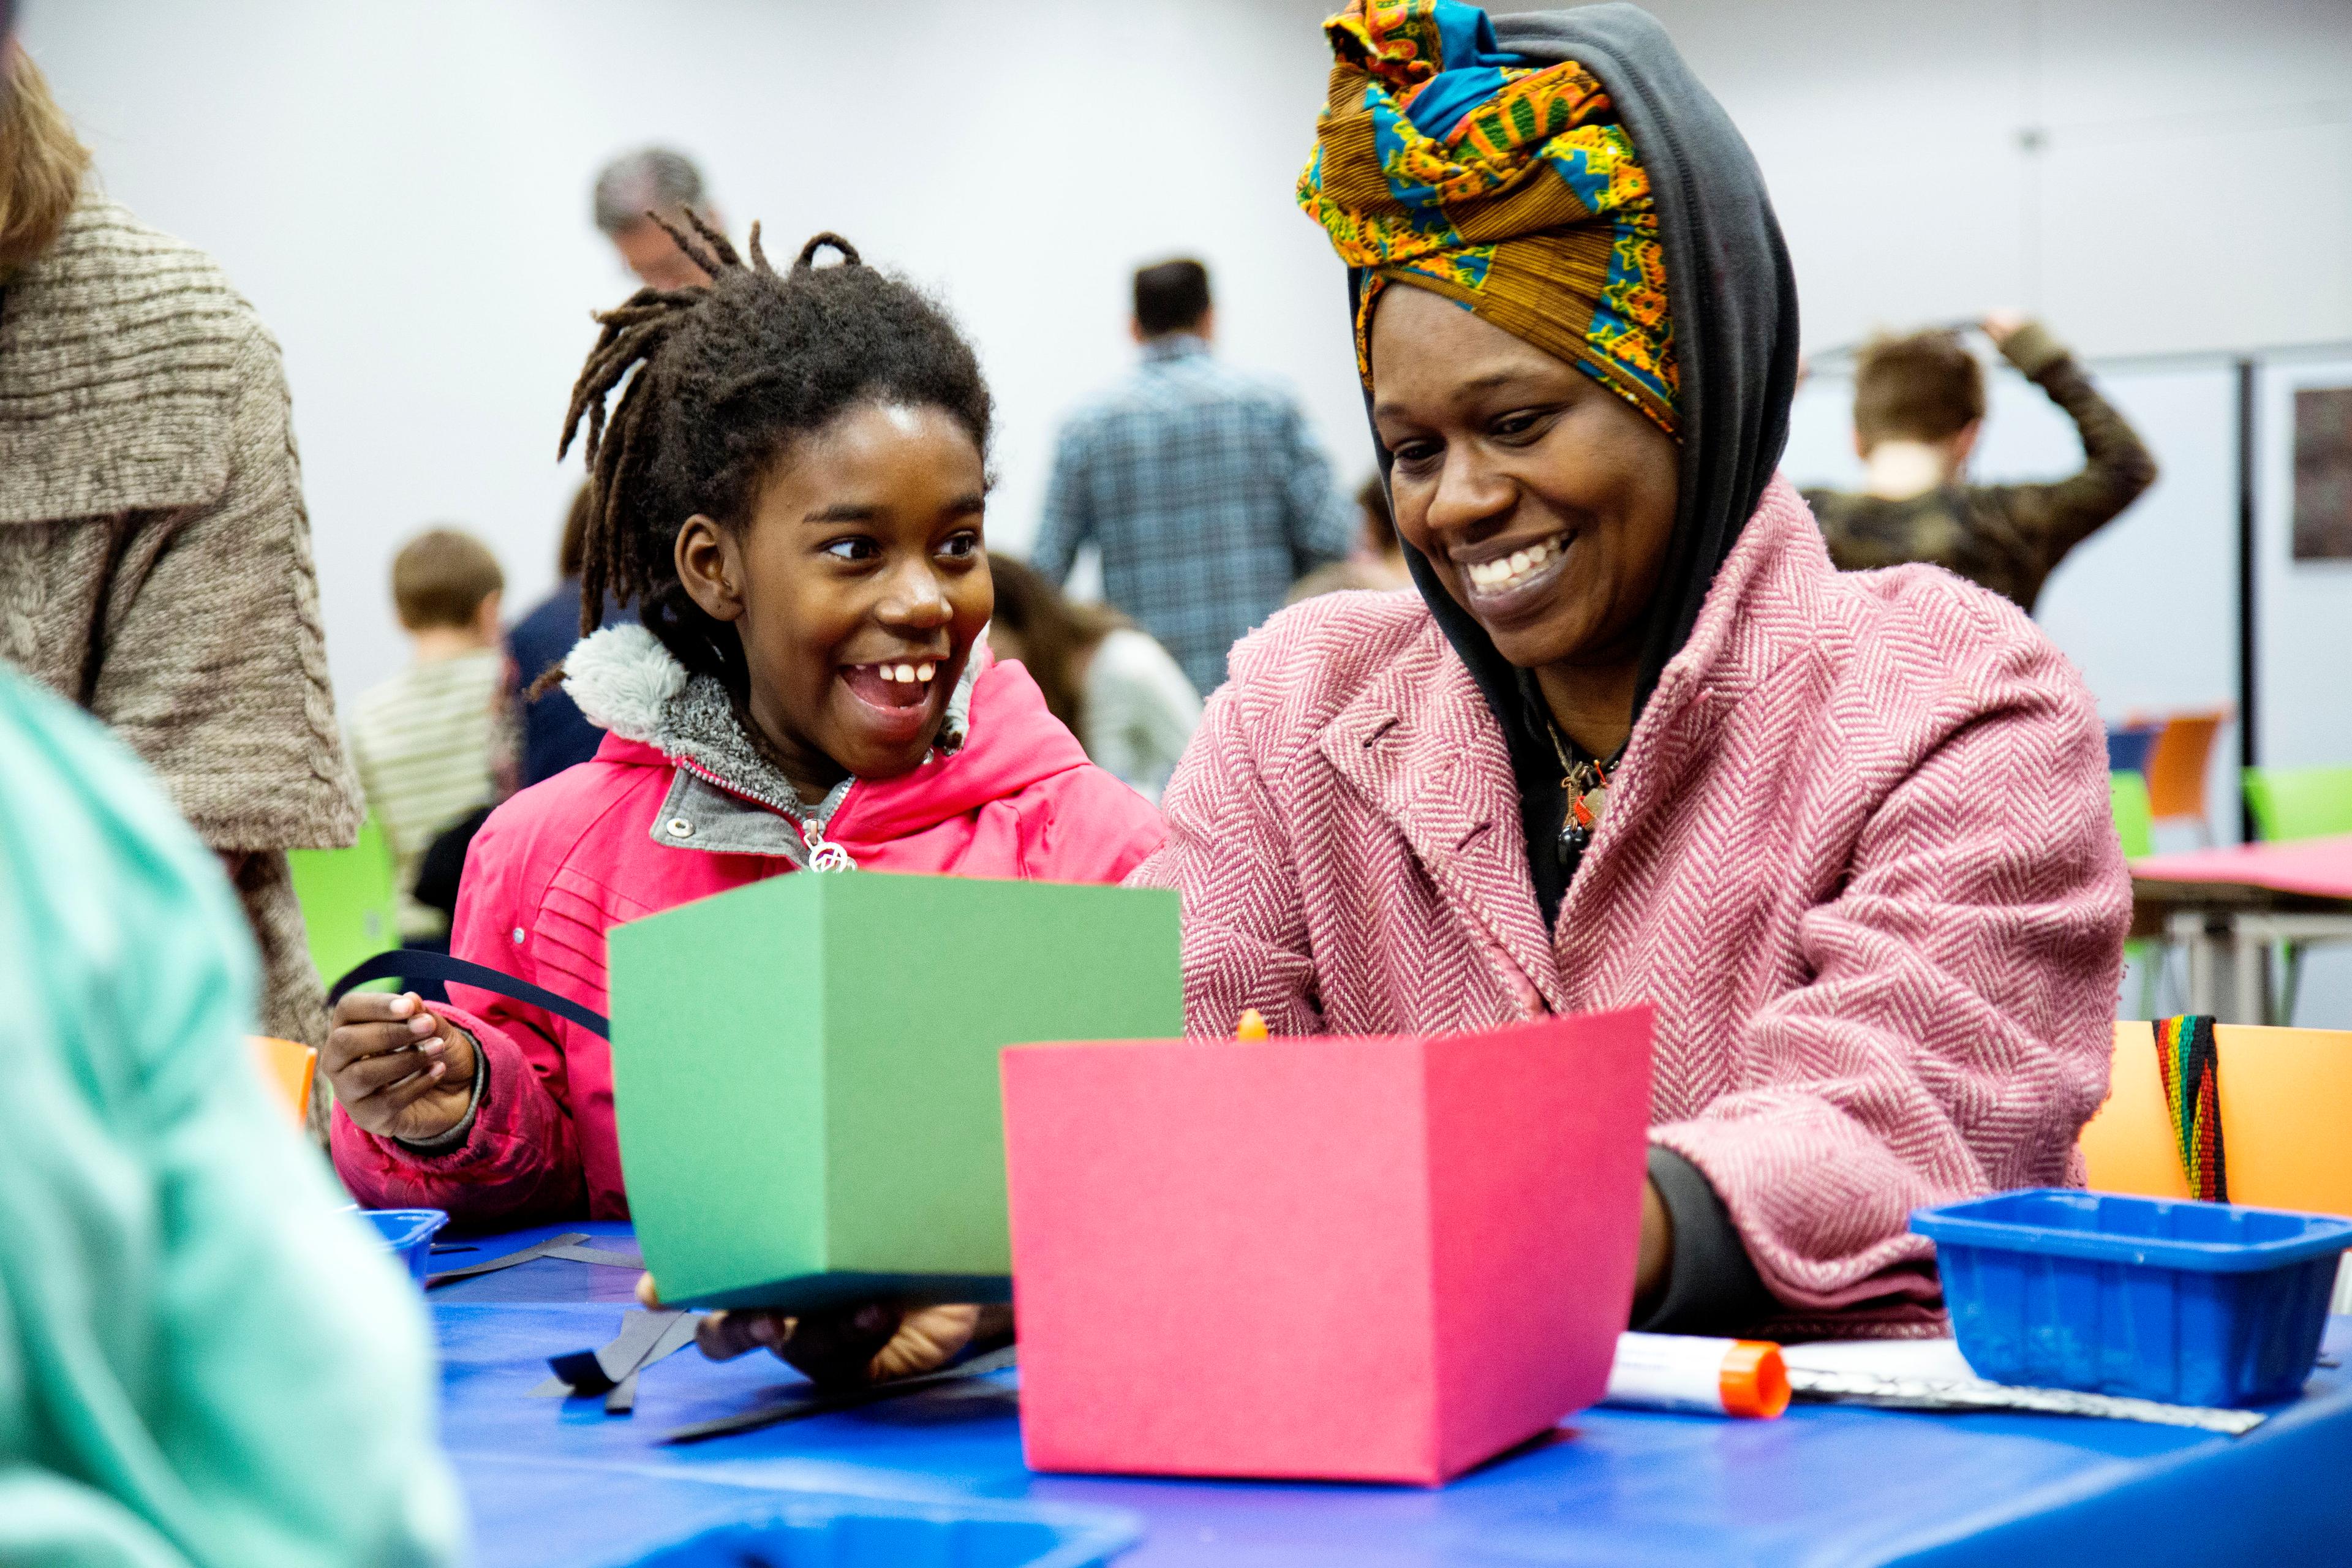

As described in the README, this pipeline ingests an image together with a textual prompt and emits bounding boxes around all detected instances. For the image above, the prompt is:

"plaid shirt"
[1031,336,1354,696]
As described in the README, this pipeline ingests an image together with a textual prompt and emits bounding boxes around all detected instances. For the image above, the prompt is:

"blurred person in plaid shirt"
[1031,258,1354,697]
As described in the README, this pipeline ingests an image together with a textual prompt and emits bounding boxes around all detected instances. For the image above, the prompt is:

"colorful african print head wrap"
[1298,0,1679,437]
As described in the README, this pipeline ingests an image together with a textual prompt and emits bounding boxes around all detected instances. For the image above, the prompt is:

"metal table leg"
[2231,916,2269,1026]
[2172,911,2220,1017]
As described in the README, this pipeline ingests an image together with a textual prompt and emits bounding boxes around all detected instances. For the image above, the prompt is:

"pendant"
[1558,821,1591,865]
[1579,784,1608,826]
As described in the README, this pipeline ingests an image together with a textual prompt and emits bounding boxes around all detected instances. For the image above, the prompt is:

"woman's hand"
[636,1274,984,1389]
[323,990,478,1142]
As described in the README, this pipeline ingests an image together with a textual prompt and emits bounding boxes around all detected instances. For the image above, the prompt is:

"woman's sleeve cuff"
[1635,1145,1781,1335]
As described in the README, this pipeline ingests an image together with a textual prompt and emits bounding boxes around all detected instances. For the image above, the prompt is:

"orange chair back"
[248,1035,317,1126]
[2081,1020,2352,1215]
[2141,709,2228,825]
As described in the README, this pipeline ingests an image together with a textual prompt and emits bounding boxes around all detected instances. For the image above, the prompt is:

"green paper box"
[606,872,1182,1311]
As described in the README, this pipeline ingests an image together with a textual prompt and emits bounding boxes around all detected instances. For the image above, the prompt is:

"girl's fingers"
[371,1059,453,1114]
[337,1047,445,1102]
[871,1304,981,1381]
[696,1311,795,1363]
[323,1018,440,1071]
[333,990,429,1027]
[773,1302,902,1388]
[695,1310,767,1362]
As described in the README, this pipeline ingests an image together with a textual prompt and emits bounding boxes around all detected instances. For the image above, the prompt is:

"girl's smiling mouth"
[839,660,946,741]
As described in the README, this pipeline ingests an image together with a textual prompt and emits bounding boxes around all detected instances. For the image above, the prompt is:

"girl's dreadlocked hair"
[558,214,992,697]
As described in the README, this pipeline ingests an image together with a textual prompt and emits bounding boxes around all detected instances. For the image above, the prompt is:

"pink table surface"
[2131,834,2352,901]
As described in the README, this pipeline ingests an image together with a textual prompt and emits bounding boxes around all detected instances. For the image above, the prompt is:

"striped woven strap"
[2152,1014,2228,1203]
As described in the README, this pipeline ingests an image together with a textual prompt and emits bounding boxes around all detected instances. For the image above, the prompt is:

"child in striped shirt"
[347,529,511,940]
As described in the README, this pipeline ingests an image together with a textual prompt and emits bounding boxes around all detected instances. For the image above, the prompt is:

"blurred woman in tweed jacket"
[1132,1,2130,1338]
[0,44,360,1111]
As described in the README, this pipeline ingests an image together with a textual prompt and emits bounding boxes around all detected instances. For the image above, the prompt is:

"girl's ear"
[675,514,745,623]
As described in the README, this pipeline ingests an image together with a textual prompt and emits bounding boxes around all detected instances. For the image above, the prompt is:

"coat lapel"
[1317,623,1569,1014]
[1550,486,1813,962]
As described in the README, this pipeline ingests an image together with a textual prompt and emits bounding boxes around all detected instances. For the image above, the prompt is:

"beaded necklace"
[1542,718,1627,875]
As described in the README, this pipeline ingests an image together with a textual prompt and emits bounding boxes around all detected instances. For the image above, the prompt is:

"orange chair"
[2081,1020,2352,1215]
[2134,708,2231,843]
[248,1035,318,1127]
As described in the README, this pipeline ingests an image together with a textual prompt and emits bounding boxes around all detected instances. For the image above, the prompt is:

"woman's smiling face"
[1368,284,1679,677]
[676,401,993,794]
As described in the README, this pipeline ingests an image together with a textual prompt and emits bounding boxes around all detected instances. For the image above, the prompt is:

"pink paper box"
[1000,1008,1654,1485]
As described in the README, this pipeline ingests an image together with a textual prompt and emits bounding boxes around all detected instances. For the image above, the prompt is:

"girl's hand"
[635,1274,984,1388]
[323,990,478,1142]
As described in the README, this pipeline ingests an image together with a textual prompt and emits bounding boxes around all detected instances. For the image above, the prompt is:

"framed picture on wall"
[2293,386,2352,560]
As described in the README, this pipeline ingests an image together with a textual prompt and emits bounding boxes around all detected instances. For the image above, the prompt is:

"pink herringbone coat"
[1129,477,2130,1326]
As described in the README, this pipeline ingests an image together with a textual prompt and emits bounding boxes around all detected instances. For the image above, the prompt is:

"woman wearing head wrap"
[1131,1,2129,1333]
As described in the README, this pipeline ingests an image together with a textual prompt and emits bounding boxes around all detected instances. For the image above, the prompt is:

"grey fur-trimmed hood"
[559,622,978,820]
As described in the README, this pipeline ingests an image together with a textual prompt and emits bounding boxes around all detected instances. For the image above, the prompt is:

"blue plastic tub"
[360,1208,449,1284]
[612,1494,1139,1568]
[1913,1188,2352,1407]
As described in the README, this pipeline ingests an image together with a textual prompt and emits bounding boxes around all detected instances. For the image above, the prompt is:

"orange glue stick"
[1604,1332,1790,1419]
[1234,1009,1270,1041]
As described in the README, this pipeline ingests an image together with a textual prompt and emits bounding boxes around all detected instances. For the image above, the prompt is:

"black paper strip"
[534,1309,682,1396]
[605,1313,702,1413]
[541,1243,646,1269]
[660,1345,1019,1446]
[426,1233,590,1287]
[531,1308,699,1408]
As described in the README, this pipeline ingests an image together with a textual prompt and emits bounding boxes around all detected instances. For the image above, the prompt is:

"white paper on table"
[1778,1338,2269,1436]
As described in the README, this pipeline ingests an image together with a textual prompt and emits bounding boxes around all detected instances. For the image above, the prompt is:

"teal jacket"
[0,673,460,1567]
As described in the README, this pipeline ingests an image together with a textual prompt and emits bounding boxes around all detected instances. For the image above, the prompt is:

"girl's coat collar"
[561,622,978,823]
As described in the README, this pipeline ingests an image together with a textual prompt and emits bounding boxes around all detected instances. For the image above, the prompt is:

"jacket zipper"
[676,758,858,872]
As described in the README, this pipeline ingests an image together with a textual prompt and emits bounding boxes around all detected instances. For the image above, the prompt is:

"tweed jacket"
[1130,477,2130,1327]
[0,194,360,1066]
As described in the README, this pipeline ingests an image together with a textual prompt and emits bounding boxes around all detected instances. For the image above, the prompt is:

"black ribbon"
[330,949,611,1039]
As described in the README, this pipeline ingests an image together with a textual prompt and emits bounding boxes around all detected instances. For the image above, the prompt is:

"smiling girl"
[325,224,1163,1231]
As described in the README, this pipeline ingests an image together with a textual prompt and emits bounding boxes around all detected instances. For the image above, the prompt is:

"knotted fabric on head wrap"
[1298,0,1678,437]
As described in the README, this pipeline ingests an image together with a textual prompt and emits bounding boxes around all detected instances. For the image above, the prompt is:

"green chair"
[2112,771,2162,1017]
[287,815,401,997]
[2111,771,2155,859]
[2243,766,2352,843]
[2238,765,2352,1024]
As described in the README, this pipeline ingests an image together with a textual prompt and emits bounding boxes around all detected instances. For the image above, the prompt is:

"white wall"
[2258,355,2352,770]
[21,0,1364,704]
[21,0,2352,710]
[1637,0,2352,360]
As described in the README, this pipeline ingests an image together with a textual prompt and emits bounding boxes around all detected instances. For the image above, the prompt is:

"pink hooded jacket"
[332,627,1164,1223]
[1129,479,2130,1331]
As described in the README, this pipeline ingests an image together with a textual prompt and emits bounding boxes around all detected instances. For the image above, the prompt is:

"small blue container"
[1913,1188,2352,1407]
[614,1494,1139,1568]
[360,1208,450,1284]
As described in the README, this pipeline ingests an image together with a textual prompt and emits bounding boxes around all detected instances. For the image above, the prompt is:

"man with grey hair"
[592,145,721,292]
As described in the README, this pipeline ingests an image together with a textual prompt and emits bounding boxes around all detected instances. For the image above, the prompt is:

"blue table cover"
[433,1222,2352,1566]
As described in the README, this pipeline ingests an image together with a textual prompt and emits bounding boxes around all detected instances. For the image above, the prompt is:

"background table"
[431,1221,2352,1566]
[2132,834,2352,1022]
